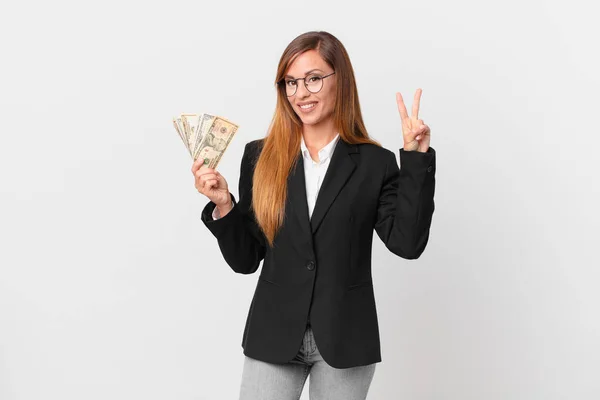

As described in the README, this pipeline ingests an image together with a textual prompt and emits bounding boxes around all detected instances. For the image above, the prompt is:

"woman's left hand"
[396,88,431,153]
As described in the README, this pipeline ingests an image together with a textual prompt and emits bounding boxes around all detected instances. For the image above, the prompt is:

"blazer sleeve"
[374,146,436,259]
[200,141,267,274]
[211,202,235,220]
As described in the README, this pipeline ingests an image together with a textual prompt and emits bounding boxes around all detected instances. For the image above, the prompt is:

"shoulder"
[244,138,265,156]
[356,142,395,157]
[353,142,397,169]
[240,139,265,171]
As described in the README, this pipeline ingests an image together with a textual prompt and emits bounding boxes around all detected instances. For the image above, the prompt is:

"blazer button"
[306,261,315,270]
[427,165,433,172]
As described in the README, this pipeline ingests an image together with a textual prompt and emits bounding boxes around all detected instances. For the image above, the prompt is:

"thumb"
[408,128,426,143]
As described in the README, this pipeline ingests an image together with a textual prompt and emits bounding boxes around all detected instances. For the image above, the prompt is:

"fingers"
[203,178,218,190]
[191,157,210,174]
[195,169,217,179]
[191,158,203,174]
[196,172,218,186]
[416,124,429,140]
[196,179,217,193]
[408,124,428,141]
[192,161,217,178]
[396,92,409,122]
[194,169,217,191]
[412,88,422,120]
[397,89,423,121]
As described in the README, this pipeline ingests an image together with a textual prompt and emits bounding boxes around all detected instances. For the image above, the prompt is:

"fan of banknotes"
[172,113,239,169]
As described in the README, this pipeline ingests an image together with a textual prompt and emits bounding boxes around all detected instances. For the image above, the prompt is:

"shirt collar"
[300,133,340,163]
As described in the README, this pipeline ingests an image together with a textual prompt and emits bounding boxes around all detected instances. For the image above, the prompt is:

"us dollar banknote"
[181,113,200,155]
[194,116,239,168]
[172,113,238,166]
[192,113,215,160]
[172,117,192,157]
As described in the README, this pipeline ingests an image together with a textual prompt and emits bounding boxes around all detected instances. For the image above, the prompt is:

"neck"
[301,117,337,150]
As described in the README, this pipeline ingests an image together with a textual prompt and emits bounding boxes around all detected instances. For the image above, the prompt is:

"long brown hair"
[253,31,380,247]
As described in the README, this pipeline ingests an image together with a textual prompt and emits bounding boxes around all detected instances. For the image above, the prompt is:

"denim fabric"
[239,324,377,400]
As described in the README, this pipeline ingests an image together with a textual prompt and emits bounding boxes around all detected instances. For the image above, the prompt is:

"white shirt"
[212,133,341,220]
[300,133,340,219]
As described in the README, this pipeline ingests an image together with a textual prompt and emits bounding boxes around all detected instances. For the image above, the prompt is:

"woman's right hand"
[191,159,232,212]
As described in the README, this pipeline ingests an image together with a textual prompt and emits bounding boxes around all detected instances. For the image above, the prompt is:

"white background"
[1,0,598,399]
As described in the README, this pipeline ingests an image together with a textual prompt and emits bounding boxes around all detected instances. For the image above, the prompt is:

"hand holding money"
[191,160,232,215]
[173,112,238,214]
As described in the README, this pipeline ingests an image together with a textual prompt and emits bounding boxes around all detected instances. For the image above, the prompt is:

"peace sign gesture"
[396,88,431,153]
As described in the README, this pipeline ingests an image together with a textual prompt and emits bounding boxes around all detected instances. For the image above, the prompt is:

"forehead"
[285,49,329,77]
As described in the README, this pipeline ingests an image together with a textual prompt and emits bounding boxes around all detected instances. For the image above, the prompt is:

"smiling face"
[284,49,337,127]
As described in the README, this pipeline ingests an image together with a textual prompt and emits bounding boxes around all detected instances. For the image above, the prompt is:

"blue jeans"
[239,324,377,400]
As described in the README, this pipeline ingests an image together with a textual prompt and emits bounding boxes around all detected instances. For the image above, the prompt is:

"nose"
[295,79,311,98]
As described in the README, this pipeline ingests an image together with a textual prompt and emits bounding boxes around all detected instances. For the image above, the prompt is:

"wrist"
[216,197,233,217]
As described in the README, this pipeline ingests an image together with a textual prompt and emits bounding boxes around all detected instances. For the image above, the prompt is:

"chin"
[298,112,323,124]
[300,117,320,125]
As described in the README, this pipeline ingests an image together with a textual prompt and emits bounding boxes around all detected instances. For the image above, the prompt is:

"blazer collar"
[289,137,359,238]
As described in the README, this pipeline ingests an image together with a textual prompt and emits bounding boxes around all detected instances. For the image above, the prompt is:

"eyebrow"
[284,69,324,79]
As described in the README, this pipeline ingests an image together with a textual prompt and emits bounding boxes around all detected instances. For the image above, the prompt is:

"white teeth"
[300,102,317,109]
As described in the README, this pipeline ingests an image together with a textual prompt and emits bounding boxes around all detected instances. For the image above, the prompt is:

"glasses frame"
[278,71,336,97]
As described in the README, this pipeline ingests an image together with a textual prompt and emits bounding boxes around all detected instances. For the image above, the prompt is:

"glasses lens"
[306,74,323,93]
[284,79,297,96]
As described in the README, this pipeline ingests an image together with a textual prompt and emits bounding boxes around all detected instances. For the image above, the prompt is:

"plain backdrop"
[1,0,598,399]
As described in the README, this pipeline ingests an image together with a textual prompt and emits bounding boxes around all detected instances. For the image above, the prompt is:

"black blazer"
[201,137,436,369]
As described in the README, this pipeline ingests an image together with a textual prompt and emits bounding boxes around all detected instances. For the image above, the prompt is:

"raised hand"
[191,158,232,214]
[396,88,431,153]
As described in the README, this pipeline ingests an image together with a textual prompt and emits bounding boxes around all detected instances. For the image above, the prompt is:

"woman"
[191,31,436,400]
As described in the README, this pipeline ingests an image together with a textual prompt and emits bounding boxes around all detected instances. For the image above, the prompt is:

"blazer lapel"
[288,138,360,238]
[310,139,358,234]
[288,152,313,241]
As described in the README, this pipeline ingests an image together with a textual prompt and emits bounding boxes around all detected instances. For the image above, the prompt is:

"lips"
[298,101,318,109]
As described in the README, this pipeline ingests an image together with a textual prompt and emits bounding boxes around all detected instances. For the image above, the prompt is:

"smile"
[299,102,318,111]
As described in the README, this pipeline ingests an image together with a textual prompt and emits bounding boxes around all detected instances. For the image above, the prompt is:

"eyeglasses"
[278,71,336,97]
